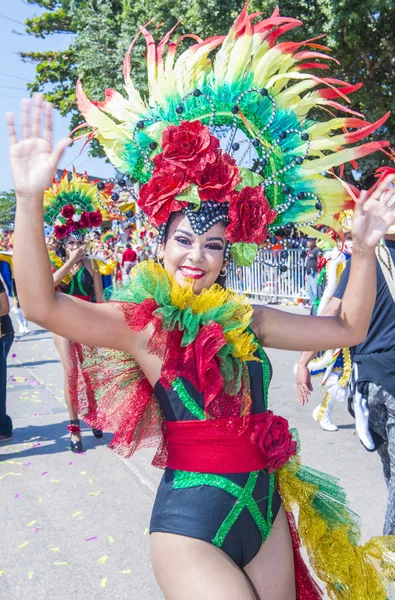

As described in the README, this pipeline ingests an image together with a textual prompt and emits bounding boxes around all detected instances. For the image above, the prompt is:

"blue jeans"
[307,272,318,306]
[0,333,14,435]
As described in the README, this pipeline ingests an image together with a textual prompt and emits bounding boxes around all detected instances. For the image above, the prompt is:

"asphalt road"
[0,309,389,599]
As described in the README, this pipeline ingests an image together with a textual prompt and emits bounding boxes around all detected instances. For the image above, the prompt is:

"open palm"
[7,95,71,198]
[352,175,395,248]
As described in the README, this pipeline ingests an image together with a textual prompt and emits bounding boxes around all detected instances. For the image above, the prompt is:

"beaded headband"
[75,6,389,266]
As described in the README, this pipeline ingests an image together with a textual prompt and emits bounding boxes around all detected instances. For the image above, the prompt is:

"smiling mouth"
[178,266,207,279]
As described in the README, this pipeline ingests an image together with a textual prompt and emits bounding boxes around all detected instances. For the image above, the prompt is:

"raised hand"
[352,174,395,249]
[6,94,71,199]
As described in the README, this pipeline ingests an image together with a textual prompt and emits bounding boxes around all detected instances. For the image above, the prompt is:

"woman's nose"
[189,243,204,262]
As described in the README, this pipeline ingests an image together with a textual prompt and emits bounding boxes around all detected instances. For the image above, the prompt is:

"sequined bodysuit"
[150,348,282,568]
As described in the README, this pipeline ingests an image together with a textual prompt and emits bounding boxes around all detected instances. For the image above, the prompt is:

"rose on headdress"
[161,120,219,175]
[61,204,75,219]
[139,165,189,227]
[78,212,91,229]
[54,224,69,239]
[89,210,102,227]
[225,186,277,244]
[252,411,297,473]
[197,153,241,202]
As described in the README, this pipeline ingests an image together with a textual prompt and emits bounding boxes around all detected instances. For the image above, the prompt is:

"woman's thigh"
[53,334,70,371]
[150,532,257,600]
[244,505,295,600]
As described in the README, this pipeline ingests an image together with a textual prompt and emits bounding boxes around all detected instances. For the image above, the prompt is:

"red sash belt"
[165,414,268,473]
[74,294,90,302]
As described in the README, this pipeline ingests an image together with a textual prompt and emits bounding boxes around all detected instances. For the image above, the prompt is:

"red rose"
[61,204,75,218]
[139,165,189,227]
[67,222,79,232]
[225,186,277,244]
[161,120,219,176]
[252,411,297,473]
[77,212,90,229]
[197,153,241,202]
[89,211,102,227]
[54,224,69,239]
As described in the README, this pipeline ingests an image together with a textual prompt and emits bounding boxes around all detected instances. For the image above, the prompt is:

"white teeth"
[180,267,205,275]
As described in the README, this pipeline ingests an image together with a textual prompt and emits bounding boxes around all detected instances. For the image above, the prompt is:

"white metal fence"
[226,248,307,302]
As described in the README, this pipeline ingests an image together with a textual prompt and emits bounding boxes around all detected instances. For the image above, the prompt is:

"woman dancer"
[44,171,109,451]
[8,8,395,599]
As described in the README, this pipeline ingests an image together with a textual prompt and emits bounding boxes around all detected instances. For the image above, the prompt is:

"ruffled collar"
[108,260,258,363]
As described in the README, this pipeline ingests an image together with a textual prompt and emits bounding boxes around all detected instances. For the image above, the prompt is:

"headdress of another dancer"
[100,230,117,245]
[75,5,389,266]
[43,169,117,240]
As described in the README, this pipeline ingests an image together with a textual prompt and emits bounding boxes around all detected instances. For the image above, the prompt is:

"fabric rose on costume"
[197,153,241,202]
[225,186,277,244]
[161,120,219,176]
[139,165,189,227]
[61,204,75,219]
[89,211,102,227]
[54,224,69,239]
[252,411,297,473]
[192,323,226,405]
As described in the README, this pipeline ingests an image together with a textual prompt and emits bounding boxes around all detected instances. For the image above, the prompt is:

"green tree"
[0,191,16,229]
[22,0,395,171]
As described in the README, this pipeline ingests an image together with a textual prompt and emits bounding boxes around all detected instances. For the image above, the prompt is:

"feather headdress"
[75,5,390,265]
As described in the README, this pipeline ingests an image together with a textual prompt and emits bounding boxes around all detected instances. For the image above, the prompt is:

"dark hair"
[55,241,66,260]
[126,243,131,248]
[162,211,228,288]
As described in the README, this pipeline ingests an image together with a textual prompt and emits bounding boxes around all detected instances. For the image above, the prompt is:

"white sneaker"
[18,325,25,335]
[23,325,30,334]
[320,416,338,432]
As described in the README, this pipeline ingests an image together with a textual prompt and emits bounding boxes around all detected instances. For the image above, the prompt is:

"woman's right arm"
[8,95,140,353]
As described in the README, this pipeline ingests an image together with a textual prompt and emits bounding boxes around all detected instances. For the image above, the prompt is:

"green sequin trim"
[267,472,276,529]
[76,267,88,297]
[172,378,206,421]
[173,470,271,548]
[251,335,270,411]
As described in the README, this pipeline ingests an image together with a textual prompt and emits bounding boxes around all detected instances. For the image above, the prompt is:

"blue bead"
[259,88,268,96]
[283,185,291,195]
[193,89,202,97]
[176,105,184,114]
[136,120,145,129]
[315,201,322,211]
[301,133,309,141]
[295,157,304,165]
[232,142,240,151]
[297,192,305,199]
[231,105,239,114]
[252,138,260,147]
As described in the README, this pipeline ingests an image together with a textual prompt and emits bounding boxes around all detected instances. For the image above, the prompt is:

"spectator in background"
[305,236,321,308]
[121,243,137,279]
[0,275,14,442]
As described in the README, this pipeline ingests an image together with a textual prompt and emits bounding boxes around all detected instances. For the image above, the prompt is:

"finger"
[21,98,31,139]
[6,112,18,145]
[43,101,53,145]
[32,93,43,138]
[368,174,395,203]
[50,137,72,169]
[380,187,395,206]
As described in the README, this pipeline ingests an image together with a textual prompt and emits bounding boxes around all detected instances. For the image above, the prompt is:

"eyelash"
[175,237,223,251]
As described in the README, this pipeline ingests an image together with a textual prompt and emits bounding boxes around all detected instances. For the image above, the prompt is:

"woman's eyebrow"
[174,229,193,237]
[206,236,225,243]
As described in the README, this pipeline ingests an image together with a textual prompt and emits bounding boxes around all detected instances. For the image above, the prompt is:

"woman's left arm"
[91,261,104,303]
[252,176,395,352]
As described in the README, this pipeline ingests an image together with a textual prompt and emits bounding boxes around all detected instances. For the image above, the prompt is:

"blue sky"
[0,1,114,191]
